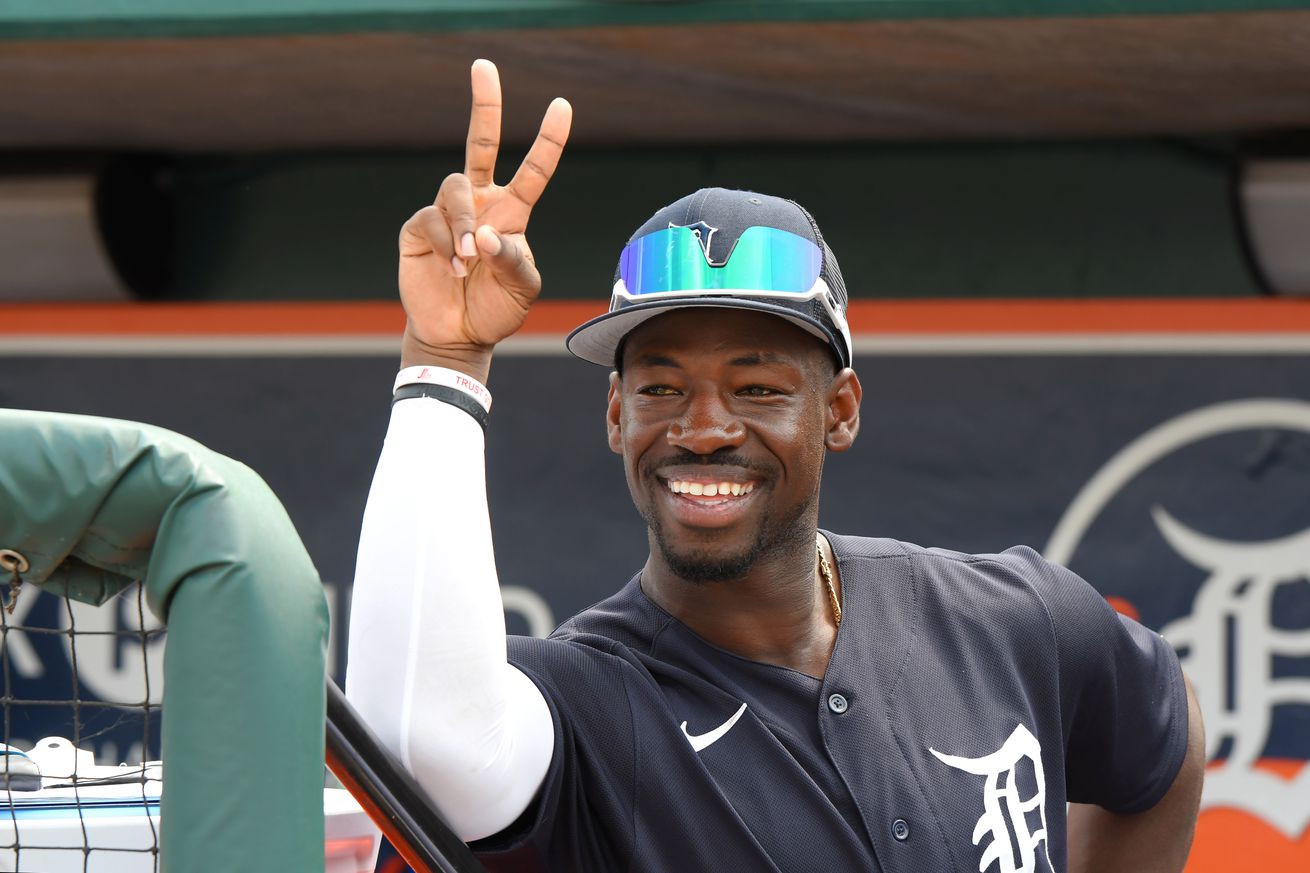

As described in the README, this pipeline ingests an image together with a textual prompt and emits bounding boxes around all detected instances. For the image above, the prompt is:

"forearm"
[344,395,553,841]
[349,55,569,843]
[1067,677,1205,873]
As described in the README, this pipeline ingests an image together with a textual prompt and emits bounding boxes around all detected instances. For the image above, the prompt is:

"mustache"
[646,450,774,477]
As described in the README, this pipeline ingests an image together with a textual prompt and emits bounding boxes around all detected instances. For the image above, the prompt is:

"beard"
[643,483,818,584]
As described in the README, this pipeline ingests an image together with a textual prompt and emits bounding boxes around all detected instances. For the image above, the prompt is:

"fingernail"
[477,227,502,256]
[451,255,468,278]
[459,233,476,258]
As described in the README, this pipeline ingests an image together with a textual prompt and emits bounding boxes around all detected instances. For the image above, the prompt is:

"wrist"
[400,327,493,385]
[393,366,491,431]
[393,366,491,413]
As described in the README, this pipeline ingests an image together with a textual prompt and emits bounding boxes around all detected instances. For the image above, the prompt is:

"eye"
[637,384,681,396]
[737,385,783,397]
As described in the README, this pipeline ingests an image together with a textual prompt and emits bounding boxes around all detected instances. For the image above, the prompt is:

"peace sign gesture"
[398,59,572,380]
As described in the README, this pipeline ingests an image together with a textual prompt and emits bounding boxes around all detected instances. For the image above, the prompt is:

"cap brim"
[565,297,844,368]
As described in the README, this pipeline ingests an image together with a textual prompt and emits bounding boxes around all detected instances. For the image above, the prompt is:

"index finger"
[464,58,502,188]
[504,97,573,212]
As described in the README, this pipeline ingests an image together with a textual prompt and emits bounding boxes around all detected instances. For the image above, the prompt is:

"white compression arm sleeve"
[345,395,555,842]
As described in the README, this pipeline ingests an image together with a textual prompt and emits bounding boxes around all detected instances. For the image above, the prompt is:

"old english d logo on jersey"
[1046,399,1310,871]
[931,724,1055,873]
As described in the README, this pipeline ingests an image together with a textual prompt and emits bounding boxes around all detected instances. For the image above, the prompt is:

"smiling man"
[346,61,1205,873]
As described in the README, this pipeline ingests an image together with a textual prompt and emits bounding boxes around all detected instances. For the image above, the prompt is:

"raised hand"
[398,59,572,379]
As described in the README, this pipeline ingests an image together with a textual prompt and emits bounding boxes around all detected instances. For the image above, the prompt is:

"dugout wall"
[4,298,1310,873]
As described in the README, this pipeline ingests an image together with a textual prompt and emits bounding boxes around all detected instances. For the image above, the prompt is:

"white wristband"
[394,366,492,414]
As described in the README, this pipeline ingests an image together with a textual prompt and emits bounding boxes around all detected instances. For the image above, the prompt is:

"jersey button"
[892,819,911,841]
[827,693,849,714]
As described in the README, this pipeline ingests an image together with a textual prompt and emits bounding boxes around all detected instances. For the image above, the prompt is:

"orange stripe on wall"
[0,301,408,335]
[3,299,1310,336]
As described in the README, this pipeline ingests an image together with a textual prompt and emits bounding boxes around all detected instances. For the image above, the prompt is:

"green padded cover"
[0,409,328,872]
[6,1,1310,41]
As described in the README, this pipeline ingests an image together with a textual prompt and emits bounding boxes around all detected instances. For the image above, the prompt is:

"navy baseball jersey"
[471,533,1190,873]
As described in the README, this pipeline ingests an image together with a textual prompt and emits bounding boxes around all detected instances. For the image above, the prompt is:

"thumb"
[476,225,540,297]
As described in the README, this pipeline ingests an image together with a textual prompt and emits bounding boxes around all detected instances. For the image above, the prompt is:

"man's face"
[607,308,858,583]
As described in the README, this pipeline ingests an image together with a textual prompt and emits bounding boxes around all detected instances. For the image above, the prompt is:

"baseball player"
[346,60,1205,873]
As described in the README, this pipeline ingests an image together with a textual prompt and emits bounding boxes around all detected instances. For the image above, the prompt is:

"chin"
[638,483,818,585]
[647,512,780,584]
[656,538,759,584]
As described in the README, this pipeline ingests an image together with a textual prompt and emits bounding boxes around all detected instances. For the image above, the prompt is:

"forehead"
[620,308,829,368]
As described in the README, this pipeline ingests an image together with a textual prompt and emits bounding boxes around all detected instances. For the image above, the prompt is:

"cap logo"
[670,221,723,266]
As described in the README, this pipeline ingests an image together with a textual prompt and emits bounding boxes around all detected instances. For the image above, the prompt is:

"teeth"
[666,479,756,497]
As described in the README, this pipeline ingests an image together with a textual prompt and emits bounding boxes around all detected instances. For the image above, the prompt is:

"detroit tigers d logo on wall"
[1046,399,1310,872]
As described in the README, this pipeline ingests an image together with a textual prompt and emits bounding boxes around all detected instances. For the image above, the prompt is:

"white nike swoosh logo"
[681,702,748,752]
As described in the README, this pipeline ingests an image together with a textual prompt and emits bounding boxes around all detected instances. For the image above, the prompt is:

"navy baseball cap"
[566,188,853,369]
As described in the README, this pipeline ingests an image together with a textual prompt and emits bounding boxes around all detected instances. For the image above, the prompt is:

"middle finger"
[465,58,502,189]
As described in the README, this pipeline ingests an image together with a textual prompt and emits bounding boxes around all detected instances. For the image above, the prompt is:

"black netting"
[1,571,163,873]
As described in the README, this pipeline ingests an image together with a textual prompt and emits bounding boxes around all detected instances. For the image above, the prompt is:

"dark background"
[2,349,1307,762]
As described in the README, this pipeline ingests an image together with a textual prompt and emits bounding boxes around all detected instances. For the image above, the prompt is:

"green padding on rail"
[4,0,1310,40]
[0,409,328,872]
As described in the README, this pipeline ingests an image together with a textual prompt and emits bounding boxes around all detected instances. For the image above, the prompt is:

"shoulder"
[505,576,669,693]
[831,532,1095,621]
[829,533,1116,663]
[902,537,1081,597]
[549,573,675,653]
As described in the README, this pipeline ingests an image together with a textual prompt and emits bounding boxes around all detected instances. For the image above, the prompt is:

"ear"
[824,368,862,452]
[606,371,624,455]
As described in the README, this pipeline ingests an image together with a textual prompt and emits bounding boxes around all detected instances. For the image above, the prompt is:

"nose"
[666,391,746,455]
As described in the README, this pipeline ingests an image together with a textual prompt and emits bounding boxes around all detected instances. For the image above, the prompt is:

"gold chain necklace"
[816,538,842,628]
